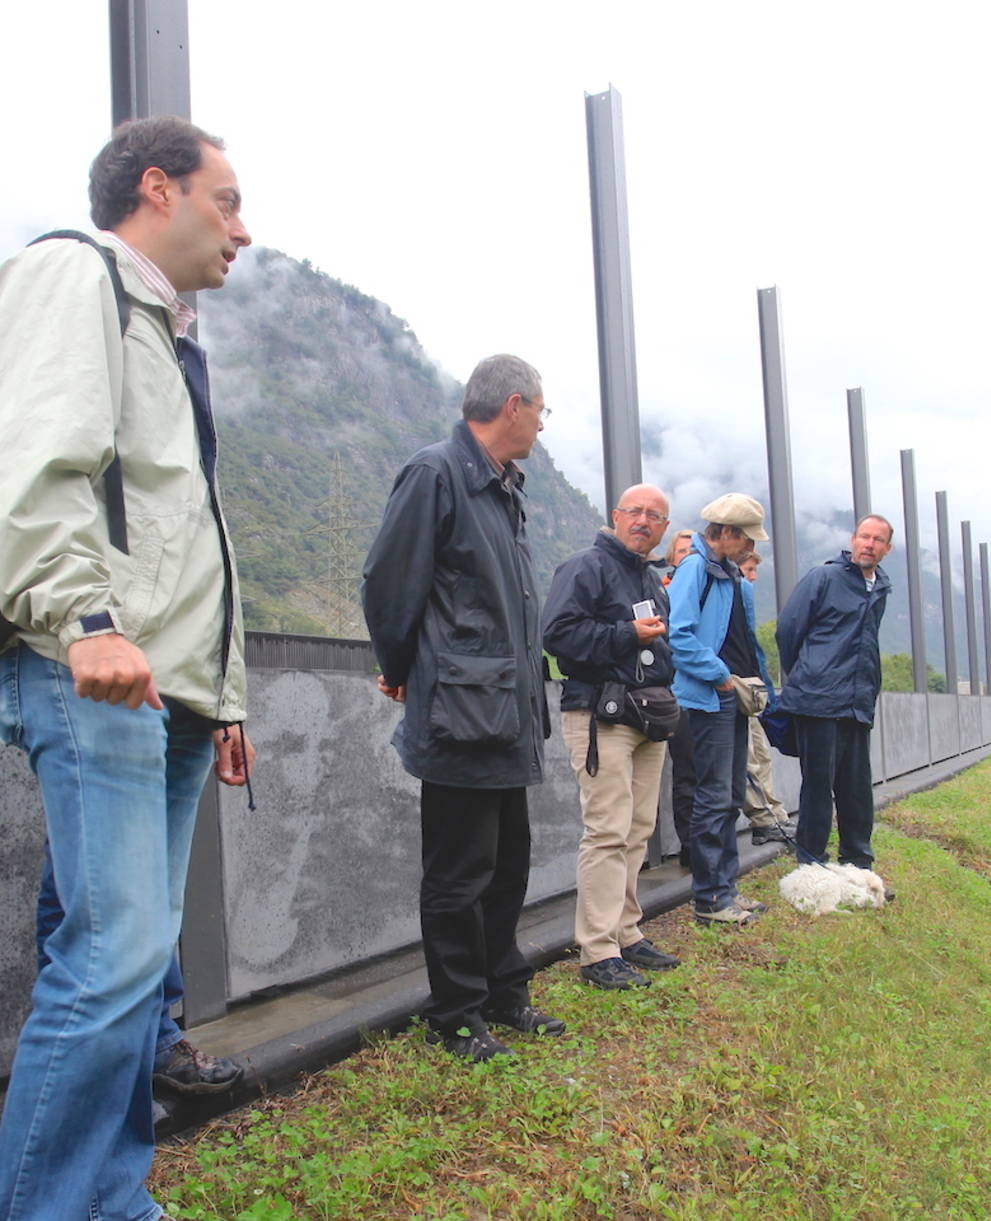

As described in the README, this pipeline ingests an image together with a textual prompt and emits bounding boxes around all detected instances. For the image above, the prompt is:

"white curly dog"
[779,863,888,915]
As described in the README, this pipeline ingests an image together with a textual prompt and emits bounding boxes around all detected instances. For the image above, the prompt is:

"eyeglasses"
[615,507,669,524]
[521,397,552,420]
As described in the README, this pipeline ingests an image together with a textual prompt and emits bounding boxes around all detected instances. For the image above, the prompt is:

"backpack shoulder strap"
[28,231,130,554]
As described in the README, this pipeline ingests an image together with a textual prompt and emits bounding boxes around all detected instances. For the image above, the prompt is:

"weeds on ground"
[153,766,991,1220]
[883,756,991,877]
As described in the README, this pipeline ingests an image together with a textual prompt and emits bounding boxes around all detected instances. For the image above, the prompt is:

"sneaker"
[153,1040,244,1095]
[732,895,769,914]
[620,938,681,971]
[694,903,757,928]
[425,1025,514,1061]
[752,824,789,845]
[580,957,651,990]
[481,1004,566,1036]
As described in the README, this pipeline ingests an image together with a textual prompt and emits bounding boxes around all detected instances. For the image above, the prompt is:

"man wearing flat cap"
[668,494,775,927]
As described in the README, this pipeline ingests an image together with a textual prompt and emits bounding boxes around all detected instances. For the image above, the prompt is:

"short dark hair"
[462,354,542,423]
[738,550,762,566]
[703,522,744,543]
[855,514,895,543]
[89,116,225,230]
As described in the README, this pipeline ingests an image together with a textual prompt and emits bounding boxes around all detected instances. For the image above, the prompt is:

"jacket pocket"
[430,652,520,746]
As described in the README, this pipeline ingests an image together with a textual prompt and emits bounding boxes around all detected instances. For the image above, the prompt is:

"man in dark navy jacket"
[544,485,681,990]
[777,515,894,868]
[362,354,562,1062]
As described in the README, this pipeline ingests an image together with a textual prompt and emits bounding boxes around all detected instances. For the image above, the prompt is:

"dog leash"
[746,768,832,872]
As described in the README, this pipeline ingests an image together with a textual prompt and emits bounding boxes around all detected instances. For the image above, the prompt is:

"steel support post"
[757,286,799,612]
[847,387,871,527]
[109,0,191,124]
[107,0,226,1022]
[900,450,927,692]
[961,522,980,694]
[585,86,642,511]
[980,543,991,695]
[935,492,958,693]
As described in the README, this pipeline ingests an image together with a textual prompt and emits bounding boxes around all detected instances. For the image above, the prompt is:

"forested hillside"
[200,248,602,636]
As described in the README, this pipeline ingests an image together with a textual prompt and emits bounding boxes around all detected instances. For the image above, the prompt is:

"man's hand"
[377,675,407,703]
[67,634,163,710]
[716,678,734,692]
[632,616,667,643]
[213,726,256,786]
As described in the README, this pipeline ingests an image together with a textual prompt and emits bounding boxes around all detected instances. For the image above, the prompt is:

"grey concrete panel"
[219,672,587,1000]
[769,752,801,813]
[880,694,929,779]
[0,748,45,1078]
[959,696,984,751]
[871,702,884,779]
[983,698,991,745]
[927,694,960,763]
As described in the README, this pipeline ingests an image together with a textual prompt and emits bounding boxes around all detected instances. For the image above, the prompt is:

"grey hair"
[462,354,542,423]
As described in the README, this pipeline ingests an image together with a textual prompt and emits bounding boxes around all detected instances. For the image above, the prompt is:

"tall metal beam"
[980,542,991,695]
[757,286,799,612]
[847,387,871,527]
[899,450,926,692]
[109,0,191,125]
[936,492,957,693]
[961,521,980,694]
[585,86,642,511]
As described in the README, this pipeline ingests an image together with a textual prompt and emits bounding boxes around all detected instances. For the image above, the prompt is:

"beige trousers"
[743,717,789,826]
[561,710,666,966]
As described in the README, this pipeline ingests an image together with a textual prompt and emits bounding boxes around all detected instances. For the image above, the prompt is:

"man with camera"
[544,484,681,990]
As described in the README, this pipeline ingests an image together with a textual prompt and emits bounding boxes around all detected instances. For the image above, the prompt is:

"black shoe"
[620,938,681,971]
[752,824,789,845]
[481,1004,566,1036]
[153,1040,244,1095]
[580,957,651,990]
[425,1026,514,1061]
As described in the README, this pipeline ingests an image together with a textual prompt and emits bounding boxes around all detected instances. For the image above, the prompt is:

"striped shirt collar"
[100,231,197,337]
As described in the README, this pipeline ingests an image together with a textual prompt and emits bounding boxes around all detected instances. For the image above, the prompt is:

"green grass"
[153,761,991,1220]
[883,756,991,876]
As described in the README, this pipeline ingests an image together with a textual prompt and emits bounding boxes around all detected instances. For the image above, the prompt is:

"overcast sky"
[3,0,990,578]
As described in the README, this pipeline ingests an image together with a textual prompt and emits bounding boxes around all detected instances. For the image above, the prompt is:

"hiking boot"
[580,957,651,990]
[426,1025,514,1061]
[153,1040,243,1095]
[620,938,681,971]
[752,824,789,845]
[732,895,769,914]
[481,1004,566,1036]
[694,903,757,928]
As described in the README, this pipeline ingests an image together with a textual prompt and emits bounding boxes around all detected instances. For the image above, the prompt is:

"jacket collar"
[452,419,526,498]
[831,550,892,592]
[691,531,737,580]
[594,526,656,569]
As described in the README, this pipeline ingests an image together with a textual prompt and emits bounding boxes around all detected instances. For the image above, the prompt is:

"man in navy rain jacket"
[362,354,563,1063]
[777,515,893,868]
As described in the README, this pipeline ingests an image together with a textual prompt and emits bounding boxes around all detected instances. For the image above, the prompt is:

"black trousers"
[420,781,534,1034]
[668,707,696,852]
[793,715,874,867]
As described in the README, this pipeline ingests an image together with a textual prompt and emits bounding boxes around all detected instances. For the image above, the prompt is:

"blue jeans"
[0,646,214,1221]
[36,846,186,1063]
[688,690,748,910]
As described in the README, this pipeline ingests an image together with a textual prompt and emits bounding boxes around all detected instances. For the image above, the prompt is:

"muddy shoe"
[694,903,757,928]
[153,1040,244,1095]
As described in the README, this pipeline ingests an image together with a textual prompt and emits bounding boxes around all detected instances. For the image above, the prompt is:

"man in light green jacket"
[0,117,255,1221]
